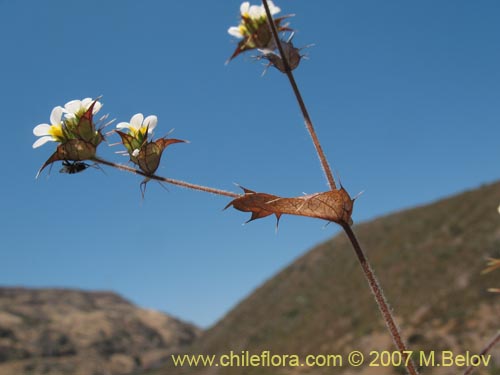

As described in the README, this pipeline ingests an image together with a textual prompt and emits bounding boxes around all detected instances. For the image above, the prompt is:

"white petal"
[249,4,262,18]
[32,136,54,148]
[64,99,82,114]
[143,115,158,132]
[132,149,140,157]
[49,106,63,125]
[81,98,92,107]
[240,2,250,15]
[228,26,243,38]
[92,101,102,114]
[268,1,281,15]
[33,124,51,136]
[116,122,131,130]
[130,113,144,130]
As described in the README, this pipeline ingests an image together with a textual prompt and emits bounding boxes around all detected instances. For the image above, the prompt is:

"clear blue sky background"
[1,0,499,328]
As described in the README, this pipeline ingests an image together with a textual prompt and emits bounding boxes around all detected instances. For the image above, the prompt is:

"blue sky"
[1,0,499,328]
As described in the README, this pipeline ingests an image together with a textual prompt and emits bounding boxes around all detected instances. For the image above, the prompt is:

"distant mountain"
[160,182,500,375]
[0,288,200,375]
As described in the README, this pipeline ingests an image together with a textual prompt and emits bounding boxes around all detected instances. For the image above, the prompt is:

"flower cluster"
[227,1,292,62]
[33,98,186,187]
[33,98,105,176]
[33,1,300,183]
[115,113,185,179]
[33,98,103,149]
[116,113,158,159]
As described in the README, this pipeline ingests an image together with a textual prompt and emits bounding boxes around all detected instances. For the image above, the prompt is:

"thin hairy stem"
[261,0,336,191]
[342,224,419,375]
[463,330,500,375]
[262,1,418,373]
[92,156,239,198]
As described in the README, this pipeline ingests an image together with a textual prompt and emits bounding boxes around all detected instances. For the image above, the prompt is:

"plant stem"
[262,1,336,191]
[92,156,239,198]
[261,2,418,374]
[342,224,419,375]
[463,330,500,375]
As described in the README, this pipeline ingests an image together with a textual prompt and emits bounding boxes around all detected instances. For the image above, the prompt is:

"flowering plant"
[33,98,105,177]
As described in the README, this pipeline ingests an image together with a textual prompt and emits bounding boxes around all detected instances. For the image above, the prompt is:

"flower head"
[227,1,292,61]
[116,113,157,139]
[63,97,103,129]
[115,113,186,195]
[228,1,281,39]
[115,113,158,157]
[33,97,105,177]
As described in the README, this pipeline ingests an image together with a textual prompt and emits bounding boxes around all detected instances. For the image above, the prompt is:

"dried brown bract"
[225,186,354,227]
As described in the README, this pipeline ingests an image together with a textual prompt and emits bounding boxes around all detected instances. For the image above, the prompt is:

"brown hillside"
[0,288,200,375]
[160,182,500,375]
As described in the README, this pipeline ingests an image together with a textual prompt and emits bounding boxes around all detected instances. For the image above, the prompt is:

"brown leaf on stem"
[136,138,186,176]
[225,186,354,226]
[262,39,302,73]
[36,140,98,178]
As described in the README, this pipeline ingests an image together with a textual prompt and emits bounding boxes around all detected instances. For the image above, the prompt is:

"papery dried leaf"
[155,138,186,150]
[225,187,281,223]
[225,186,354,226]
[57,139,97,161]
[136,138,186,176]
[36,140,97,178]
[264,40,302,73]
[137,142,162,176]
[73,100,103,146]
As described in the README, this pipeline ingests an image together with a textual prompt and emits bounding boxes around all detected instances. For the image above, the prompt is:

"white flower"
[32,106,65,148]
[116,113,158,137]
[64,97,102,119]
[228,1,281,38]
[243,1,280,19]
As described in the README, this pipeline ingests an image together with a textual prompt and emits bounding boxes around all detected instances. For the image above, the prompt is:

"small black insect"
[59,160,90,174]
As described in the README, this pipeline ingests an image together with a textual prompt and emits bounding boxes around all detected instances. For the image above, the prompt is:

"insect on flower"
[59,160,91,174]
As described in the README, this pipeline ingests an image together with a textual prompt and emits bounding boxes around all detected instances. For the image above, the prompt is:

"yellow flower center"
[129,126,149,141]
[48,124,63,140]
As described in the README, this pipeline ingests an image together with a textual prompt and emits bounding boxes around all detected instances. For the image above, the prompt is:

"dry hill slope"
[161,182,500,375]
[0,288,200,375]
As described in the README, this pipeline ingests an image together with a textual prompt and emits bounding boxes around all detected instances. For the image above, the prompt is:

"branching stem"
[261,1,418,374]
[262,1,336,191]
[92,156,239,198]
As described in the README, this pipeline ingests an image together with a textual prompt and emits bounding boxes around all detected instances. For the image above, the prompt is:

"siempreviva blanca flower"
[33,97,105,177]
[115,113,158,157]
[227,1,292,61]
[115,113,185,178]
